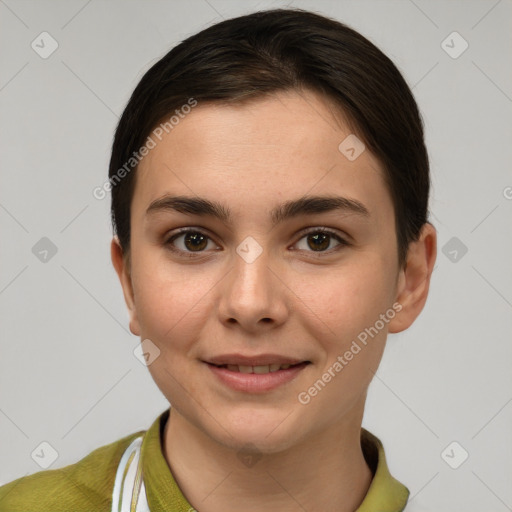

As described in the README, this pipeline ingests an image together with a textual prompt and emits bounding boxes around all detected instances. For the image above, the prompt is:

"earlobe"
[110,237,141,336]
[388,223,437,333]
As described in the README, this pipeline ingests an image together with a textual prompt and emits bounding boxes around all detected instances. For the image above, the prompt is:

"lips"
[203,353,311,392]
[206,360,310,393]
[205,353,309,367]
[210,362,305,374]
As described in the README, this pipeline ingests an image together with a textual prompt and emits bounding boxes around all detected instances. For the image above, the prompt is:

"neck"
[163,406,373,512]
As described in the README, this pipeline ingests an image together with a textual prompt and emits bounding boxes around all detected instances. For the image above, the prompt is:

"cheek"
[131,258,209,400]
[297,257,395,341]
[294,262,394,412]
[130,251,214,347]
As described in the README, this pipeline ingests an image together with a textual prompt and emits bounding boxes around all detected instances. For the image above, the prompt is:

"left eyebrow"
[145,194,370,227]
[271,195,370,225]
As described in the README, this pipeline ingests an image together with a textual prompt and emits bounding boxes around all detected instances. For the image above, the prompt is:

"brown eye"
[306,232,330,251]
[183,232,208,251]
[294,229,348,253]
[166,229,217,255]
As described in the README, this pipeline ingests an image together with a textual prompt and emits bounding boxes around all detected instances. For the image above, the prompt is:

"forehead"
[133,89,391,224]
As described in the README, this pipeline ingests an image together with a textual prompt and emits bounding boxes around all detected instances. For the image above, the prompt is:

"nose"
[217,244,289,333]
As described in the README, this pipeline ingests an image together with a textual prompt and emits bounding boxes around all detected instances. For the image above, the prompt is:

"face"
[112,89,424,453]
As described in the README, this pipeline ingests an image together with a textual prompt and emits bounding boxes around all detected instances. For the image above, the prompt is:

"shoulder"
[0,430,144,512]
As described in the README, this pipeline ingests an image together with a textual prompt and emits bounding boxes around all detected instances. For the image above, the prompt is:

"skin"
[111,89,437,512]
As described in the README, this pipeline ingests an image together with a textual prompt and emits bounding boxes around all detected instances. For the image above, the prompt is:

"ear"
[111,237,140,336]
[388,222,437,333]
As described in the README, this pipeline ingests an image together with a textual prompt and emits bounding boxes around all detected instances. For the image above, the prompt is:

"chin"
[205,406,303,454]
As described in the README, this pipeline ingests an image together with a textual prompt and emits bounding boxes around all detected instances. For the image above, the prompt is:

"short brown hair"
[108,8,430,266]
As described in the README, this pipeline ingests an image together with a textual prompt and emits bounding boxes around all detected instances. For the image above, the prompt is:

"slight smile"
[203,354,312,393]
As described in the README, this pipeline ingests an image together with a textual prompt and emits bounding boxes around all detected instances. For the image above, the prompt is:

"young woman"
[0,8,436,511]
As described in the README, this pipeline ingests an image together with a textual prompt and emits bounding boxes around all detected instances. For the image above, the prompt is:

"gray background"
[1,0,511,510]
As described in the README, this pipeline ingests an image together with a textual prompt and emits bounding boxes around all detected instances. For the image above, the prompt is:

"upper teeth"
[225,364,292,373]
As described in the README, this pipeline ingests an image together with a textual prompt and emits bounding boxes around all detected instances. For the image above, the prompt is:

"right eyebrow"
[146,195,231,222]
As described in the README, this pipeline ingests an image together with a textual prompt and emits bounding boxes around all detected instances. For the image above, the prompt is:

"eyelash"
[164,227,350,259]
